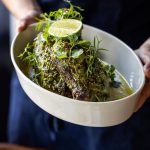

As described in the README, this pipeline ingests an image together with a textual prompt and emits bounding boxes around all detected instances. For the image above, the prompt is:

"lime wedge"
[48,19,82,38]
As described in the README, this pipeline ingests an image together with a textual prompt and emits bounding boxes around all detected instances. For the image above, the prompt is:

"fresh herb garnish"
[19,1,123,102]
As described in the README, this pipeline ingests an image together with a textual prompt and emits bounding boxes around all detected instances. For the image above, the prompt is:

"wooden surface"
[0,144,45,150]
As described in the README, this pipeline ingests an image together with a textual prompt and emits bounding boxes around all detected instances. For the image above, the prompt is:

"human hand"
[17,10,42,32]
[134,38,150,111]
[2,0,42,32]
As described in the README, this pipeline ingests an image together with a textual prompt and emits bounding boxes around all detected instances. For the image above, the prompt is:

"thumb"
[17,19,28,32]
[17,18,37,32]
[17,10,42,32]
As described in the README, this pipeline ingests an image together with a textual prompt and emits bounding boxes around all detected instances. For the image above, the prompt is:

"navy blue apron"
[8,0,150,149]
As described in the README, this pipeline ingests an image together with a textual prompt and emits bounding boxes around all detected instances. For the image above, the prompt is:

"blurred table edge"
[0,143,46,150]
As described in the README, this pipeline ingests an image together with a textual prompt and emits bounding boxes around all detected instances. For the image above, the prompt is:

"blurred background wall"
[0,1,12,142]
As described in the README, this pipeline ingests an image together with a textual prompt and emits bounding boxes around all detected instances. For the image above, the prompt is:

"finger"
[143,60,150,78]
[140,55,150,78]
[16,10,42,32]
[134,94,145,112]
[17,16,38,32]
[135,50,150,78]
[134,78,150,112]
[17,19,28,32]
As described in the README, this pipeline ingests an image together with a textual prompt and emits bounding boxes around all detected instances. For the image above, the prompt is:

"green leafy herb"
[36,0,83,31]
[71,49,83,58]
[55,50,68,59]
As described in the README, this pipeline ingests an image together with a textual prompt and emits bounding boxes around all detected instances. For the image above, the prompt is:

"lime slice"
[48,19,82,38]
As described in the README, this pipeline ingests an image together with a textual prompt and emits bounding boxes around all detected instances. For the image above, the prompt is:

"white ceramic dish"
[11,23,145,127]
